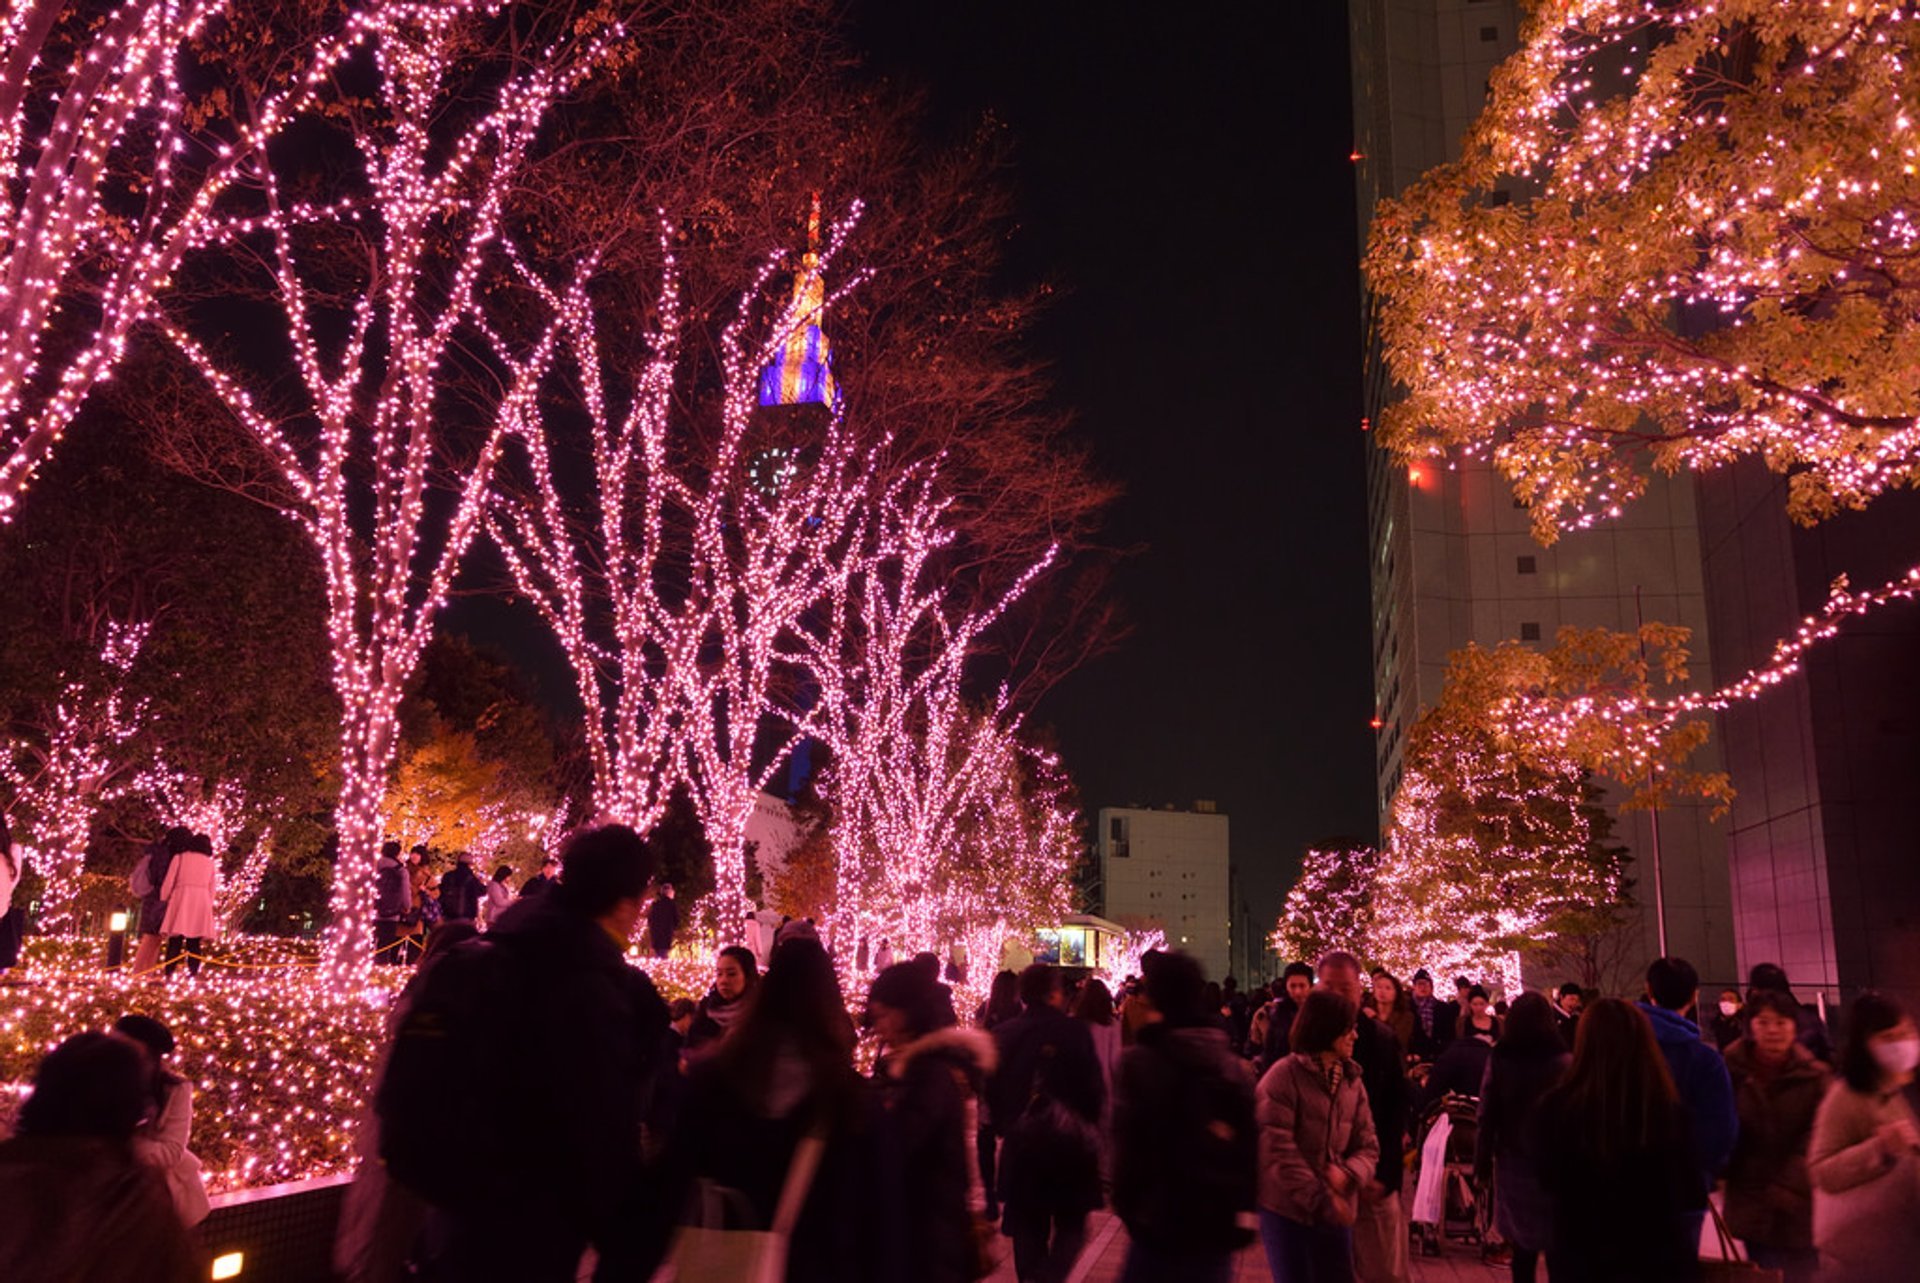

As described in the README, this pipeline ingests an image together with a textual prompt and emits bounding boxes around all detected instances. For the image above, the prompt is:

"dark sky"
[850,3,1378,926]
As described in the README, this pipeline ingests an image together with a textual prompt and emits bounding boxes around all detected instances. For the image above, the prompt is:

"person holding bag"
[1255,987,1377,1282]
[1808,991,1920,1283]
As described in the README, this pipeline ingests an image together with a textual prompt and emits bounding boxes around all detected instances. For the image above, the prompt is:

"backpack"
[374,937,529,1210]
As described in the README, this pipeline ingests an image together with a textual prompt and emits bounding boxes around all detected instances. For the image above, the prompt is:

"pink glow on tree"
[1271,845,1381,966]
[1,619,150,932]
[163,3,634,975]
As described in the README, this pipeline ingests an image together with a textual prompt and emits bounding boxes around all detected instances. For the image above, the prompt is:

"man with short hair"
[410,824,670,1282]
[1553,981,1584,1045]
[437,851,484,925]
[519,856,560,899]
[1640,955,1738,1247]
[645,881,678,957]
[1407,968,1457,1062]
[991,963,1105,1283]
[373,840,411,964]
[1319,950,1410,1283]
[1259,962,1316,1068]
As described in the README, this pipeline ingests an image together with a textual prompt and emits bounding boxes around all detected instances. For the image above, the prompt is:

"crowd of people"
[1,822,1917,1283]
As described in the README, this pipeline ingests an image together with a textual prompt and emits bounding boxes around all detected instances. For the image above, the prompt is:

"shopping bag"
[653,1130,826,1283]
[1698,1200,1784,1283]
[1409,1112,1451,1226]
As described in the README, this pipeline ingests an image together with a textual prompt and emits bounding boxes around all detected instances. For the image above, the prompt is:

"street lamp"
[106,910,129,969]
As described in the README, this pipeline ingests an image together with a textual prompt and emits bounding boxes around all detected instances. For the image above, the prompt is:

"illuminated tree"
[162,2,631,972]
[0,0,363,520]
[1368,0,1920,541]
[1,619,150,932]
[1271,845,1382,967]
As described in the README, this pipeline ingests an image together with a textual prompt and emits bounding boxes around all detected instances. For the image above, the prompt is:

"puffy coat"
[1255,1052,1378,1227]
[875,1027,996,1283]
[158,850,217,939]
[1723,1039,1829,1251]
[1808,1079,1920,1282]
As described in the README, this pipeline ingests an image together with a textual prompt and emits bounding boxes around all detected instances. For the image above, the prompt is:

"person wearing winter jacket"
[686,945,758,1055]
[373,842,413,964]
[1746,964,1834,1065]
[1639,956,1739,1212]
[481,866,514,930]
[991,963,1105,1283]
[1808,991,1920,1283]
[1724,988,1830,1281]
[159,833,218,977]
[1259,963,1316,1069]
[436,853,484,924]
[1113,950,1256,1283]
[0,1032,203,1283]
[645,882,679,957]
[1256,987,1378,1282]
[131,827,190,976]
[868,961,997,1283]
[1316,950,1409,1283]
[1473,993,1568,1283]
[112,1015,210,1228]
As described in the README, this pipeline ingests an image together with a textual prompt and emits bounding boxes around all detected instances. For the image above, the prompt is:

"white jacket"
[159,850,219,939]
[136,1076,211,1225]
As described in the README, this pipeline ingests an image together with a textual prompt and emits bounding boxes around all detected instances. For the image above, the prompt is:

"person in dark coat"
[436,852,484,924]
[1551,982,1584,1047]
[1746,963,1833,1065]
[130,826,191,977]
[645,882,678,957]
[990,963,1105,1283]
[373,841,413,965]
[1259,962,1316,1069]
[1317,950,1411,1283]
[1710,989,1746,1052]
[1417,1022,1496,1116]
[686,945,758,1055]
[1408,968,1458,1062]
[1534,998,1706,1283]
[1640,954,1739,1250]
[0,1031,202,1283]
[1724,988,1830,1281]
[661,937,874,1283]
[975,969,1023,1221]
[418,824,670,1283]
[868,961,997,1283]
[1113,950,1256,1283]
[1474,993,1569,1283]
[518,856,559,899]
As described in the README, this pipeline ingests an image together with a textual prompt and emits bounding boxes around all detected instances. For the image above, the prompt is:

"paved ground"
[982,1210,1507,1283]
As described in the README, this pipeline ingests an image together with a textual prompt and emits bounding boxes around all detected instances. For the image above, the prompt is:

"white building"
[1096,803,1232,982]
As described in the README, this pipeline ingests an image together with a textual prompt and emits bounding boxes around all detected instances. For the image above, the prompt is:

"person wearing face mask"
[1808,991,1920,1283]
[1711,989,1745,1051]
[1724,989,1831,1281]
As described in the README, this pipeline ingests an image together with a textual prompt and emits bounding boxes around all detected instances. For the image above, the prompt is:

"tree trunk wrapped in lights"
[490,209,882,932]
[0,0,371,521]
[162,2,635,976]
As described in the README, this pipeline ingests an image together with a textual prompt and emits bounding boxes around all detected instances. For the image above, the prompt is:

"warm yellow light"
[108,911,129,932]
[211,1251,244,1280]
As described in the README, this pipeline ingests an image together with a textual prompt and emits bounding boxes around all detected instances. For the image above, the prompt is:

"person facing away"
[992,962,1106,1283]
[1316,950,1410,1283]
[1639,955,1740,1199]
[1261,962,1317,1069]
[158,831,218,976]
[112,1014,210,1228]
[1807,990,1920,1283]
[661,936,873,1283]
[974,967,1022,1220]
[1532,997,1706,1283]
[436,851,484,924]
[397,823,669,1283]
[1112,949,1256,1283]
[687,944,758,1055]
[131,825,190,976]
[0,812,20,971]
[1406,968,1457,1063]
[1747,963,1834,1065]
[645,881,678,957]
[1723,987,1830,1283]
[1255,986,1377,1283]
[0,1031,202,1283]
[1473,992,1569,1283]
[481,865,513,929]
[519,855,559,899]
[373,841,413,963]
[866,959,997,1283]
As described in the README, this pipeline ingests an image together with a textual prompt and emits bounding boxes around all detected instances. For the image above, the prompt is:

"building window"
[1480,26,1499,41]
[1109,816,1129,859]
[1519,622,1541,641]
[1516,555,1537,574]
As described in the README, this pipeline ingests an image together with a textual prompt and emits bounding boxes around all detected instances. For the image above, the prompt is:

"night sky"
[851,3,1378,926]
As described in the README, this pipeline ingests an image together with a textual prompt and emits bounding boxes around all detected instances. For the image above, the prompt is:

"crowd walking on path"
[3,820,1920,1282]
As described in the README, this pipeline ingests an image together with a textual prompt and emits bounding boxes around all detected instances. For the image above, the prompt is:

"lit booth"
[1033,914,1127,978]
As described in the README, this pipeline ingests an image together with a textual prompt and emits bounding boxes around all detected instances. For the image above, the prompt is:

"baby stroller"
[1409,1093,1488,1255]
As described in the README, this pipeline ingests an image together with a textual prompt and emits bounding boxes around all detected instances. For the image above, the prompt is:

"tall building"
[1350,0,1737,983]
[1096,803,1232,982]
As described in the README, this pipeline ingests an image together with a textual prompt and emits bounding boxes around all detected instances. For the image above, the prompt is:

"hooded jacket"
[1638,1001,1739,1182]
[1256,1051,1378,1226]
[1113,1023,1257,1251]
[876,1026,996,1283]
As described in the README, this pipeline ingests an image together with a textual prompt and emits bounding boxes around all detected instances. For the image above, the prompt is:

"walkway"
[983,1209,1506,1283]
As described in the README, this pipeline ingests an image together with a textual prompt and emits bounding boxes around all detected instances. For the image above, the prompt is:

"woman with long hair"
[1474,992,1567,1283]
[1369,970,1414,1057]
[1808,991,1920,1282]
[687,944,759,1055]
[662,937,869,1281]
[1533,997,1704,1282]
[975,967,1022,1221]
